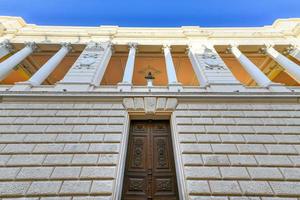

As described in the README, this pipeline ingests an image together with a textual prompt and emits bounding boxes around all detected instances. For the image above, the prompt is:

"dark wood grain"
[122,120,179,200]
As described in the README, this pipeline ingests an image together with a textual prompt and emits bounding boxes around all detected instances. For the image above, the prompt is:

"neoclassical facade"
[0,16,300,200]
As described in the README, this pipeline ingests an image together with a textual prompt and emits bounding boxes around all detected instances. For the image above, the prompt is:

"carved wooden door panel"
[122,120,179,200]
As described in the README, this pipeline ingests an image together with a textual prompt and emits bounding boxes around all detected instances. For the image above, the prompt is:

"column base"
[267,83,291,92]
[117,82,132,92]
[168,82,183,92]
[9,82,32,91]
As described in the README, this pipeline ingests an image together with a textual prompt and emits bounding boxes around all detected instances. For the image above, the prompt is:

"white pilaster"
[230,45,272,87]
[91,43,113,86]
[265,45,300,82]
[0,42,36,81]
[118,43,137,91]
[0,40,12,59]
[188,43,244,92]
[163,44,182,92]
[188,47,209,87]
[28,43,71,86]
[55,41,112,91]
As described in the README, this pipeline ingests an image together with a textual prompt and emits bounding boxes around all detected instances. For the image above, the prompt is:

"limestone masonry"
[0,16,300,199]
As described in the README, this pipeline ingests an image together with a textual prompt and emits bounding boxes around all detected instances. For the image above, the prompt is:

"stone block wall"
[174,102,300,200]
[0,101,128,200]
[1,100,300,200]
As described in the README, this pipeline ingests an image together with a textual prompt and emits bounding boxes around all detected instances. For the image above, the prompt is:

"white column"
[0,42,36,81]
[265,45,300,82]
[28,43,71,86]
[230,45,272,87]
[163,44,179,84]
[0,40,12,59]
[121,43,137,84]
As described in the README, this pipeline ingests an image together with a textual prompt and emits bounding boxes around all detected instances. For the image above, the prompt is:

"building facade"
[0,16,300,200]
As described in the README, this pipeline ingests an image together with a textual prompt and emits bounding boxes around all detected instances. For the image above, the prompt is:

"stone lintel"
[123,97,178,114]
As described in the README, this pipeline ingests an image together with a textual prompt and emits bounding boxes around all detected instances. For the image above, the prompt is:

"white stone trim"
[171,113,188,200]
[91,42,113,86]
[113,112,130,200]
[122,97,178,113]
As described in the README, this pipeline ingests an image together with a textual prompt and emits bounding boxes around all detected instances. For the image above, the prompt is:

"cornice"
[0,91,300,103]
[1,16,300,41]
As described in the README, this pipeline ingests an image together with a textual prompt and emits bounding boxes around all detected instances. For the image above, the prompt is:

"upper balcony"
[0,16,300,95]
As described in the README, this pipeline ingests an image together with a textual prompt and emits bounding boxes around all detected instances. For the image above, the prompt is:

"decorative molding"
[133,138,144,167]
[25,42,38,51]
[61,42,72,51]
[157,139,167,167]
[283,45,295,55]
[163,44,172,50]
[128,42,138,49]
[129,179,144,192]
[156,179,172,191]
[195,47,227,71]
[0,39,13,52]
[123,97,178,113]
[86,42,105,51]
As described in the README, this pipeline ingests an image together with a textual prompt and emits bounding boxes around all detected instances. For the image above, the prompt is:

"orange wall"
[101,54,199,86]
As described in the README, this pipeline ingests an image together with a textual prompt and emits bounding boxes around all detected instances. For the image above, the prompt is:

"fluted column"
[264,45,300,82]
[229,45,272,87]
[121,43,137,84]
[0,42,36,81]
[163,45,179,84]
[28,43,71,86]
[0,40,12,59]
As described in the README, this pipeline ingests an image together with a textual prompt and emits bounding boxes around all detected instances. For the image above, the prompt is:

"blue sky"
[0,0,300,27]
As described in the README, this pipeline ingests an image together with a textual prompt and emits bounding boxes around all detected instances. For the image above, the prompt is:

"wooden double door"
[122,120,179,200]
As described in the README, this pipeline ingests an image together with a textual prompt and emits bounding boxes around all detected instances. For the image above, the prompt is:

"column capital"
[283,45,295,55]
[185,46,192,55]
[61,42,72,51]
[258,45,267,54]
[0,39,13,52]
[259,44,274,54]
[226,44,240,54]
[162,44,172,50]
[226,45,233,54]
[128,42,138,50]
[187,44,193,49]
[25,42,38,51]
[229,43,239,48]
[106,42,114,53]
[106,41,113,48]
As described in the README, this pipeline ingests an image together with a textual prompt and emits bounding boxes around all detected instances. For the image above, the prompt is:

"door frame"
[115,113,186,200]
[113,112,130,200]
